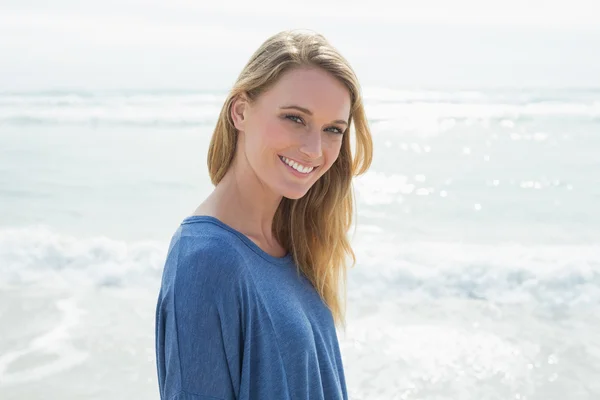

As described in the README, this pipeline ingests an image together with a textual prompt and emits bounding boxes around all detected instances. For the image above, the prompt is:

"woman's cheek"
[259,119,283,145]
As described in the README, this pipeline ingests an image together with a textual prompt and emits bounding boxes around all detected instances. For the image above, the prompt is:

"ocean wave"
[0,225,166,288]
[0,116,213,128]
[1,90,599,127]
[1,225,599,309]
[352,238,600,308]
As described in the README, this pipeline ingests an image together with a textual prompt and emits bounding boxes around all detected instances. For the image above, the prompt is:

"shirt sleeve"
[155,235,246,400]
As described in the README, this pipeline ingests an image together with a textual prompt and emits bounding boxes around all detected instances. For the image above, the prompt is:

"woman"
[155,29,373,400]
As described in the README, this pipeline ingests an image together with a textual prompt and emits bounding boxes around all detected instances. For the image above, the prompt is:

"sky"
[1,0,600,90]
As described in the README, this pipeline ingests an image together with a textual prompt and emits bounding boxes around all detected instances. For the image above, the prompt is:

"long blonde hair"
[207,29,373,331]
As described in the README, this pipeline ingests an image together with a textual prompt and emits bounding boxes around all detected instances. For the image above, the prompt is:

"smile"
[279,155,317,175]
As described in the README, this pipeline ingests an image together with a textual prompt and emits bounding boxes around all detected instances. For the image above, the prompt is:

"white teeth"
[281,156,314,174]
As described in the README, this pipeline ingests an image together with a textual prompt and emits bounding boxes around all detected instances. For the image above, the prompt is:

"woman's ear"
[231,94,249,132]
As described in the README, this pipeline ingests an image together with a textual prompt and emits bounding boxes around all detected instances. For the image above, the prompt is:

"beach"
[1,87,599,398]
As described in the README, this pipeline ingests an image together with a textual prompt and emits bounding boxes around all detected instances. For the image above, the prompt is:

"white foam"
[0,225,166,288]
[350,236,600,308]
[2,225,599,309]
[1,90,599,127]
[0,296,88,387]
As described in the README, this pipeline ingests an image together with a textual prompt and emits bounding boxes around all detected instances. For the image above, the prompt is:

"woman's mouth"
[279,155,318,176]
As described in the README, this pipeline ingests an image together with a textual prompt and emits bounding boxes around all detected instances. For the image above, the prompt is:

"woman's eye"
[285,114,304,124]
[285,114,344,134]
[327,127,344,134]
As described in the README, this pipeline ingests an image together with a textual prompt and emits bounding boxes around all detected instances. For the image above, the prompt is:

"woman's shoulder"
[157,218,254,329]
[170,214,244,254]
[162,216,250,289]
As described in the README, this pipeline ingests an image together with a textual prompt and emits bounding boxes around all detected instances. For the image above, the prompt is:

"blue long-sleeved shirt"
[155,215,348,400]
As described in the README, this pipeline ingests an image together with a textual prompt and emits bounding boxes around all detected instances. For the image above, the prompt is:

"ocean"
[1,88,599,399]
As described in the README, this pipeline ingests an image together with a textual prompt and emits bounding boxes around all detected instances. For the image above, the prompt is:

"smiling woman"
[227,66,351,198]
[154,29,373,400]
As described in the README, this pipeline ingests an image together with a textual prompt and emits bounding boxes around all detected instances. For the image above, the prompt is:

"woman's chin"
[279,183,312,200]
[282,191,308,200]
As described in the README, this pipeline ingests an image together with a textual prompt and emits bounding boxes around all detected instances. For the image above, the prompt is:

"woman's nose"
[299,131,322,159]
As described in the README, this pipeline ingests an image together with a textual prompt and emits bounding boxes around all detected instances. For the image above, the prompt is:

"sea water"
[0,88,599,399]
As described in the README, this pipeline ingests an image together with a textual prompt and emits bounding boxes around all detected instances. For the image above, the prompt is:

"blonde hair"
[207,29,373,331]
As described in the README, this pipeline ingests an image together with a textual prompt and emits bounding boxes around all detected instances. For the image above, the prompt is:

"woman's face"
[231,66,351,199]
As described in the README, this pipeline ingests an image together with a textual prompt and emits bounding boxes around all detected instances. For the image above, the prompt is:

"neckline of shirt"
[181,215,294,266]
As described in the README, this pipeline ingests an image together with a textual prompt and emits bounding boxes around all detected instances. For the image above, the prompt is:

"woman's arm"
[155,236,244,400]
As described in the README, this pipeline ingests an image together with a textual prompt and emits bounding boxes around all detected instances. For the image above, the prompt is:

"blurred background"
[1,1,599,399]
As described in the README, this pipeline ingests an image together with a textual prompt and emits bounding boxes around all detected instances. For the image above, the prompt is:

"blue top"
[155,215,348,400]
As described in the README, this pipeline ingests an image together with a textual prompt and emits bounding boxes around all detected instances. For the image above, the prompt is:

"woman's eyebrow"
[279,105,348,126]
